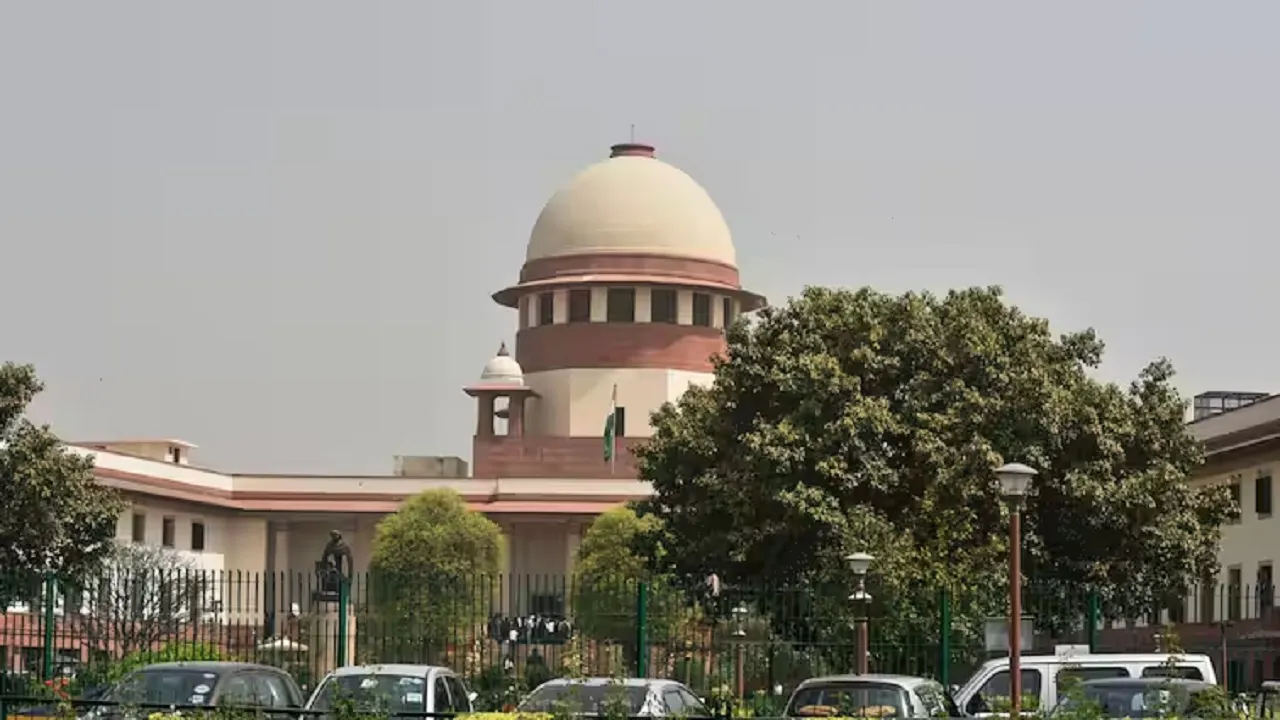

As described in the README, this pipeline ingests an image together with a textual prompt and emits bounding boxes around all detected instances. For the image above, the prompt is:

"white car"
[306,664,476,718]
[955,647,1218,717]
[519,678,711,718]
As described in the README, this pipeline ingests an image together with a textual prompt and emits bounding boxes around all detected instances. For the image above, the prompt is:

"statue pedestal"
[310,601,357,677]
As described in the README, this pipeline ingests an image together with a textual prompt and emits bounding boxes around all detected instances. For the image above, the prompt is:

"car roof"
[1079,678,1215,690]
[980,653,1211,669]
[535,677,680,689]
[329,664,454,677]
[139,662,281,673]
[795,674,934,689]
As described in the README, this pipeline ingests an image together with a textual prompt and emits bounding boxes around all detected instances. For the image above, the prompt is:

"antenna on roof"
[630,124,635,143]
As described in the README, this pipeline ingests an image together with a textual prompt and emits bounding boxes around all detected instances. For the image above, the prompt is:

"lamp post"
[732,604,748,700]
[846,552,875,675]
[996,462,1037,719]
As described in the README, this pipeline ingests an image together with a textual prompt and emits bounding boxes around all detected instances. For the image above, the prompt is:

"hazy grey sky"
[2,2,1276,474]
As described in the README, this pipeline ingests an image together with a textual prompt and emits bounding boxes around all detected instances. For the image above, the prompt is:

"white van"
[955,645,1218,716]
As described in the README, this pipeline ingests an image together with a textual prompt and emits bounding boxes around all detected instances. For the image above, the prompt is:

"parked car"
[1050,677,1224,718]
[954,647,1218,716]
[518,678,710,718]
[784,674,958,718]
[85,661,304,718]
[306,664,475,718]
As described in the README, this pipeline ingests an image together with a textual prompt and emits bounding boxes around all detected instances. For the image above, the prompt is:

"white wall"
[524,368,714,437]
[1190,461,1280,623]
[117,497,231,572]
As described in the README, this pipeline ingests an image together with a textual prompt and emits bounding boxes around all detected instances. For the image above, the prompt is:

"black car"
[88,661,304,718]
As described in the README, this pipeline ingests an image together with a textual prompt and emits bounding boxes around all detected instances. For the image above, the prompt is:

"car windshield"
[312,674,429,713]
[518,684,649,714]
[787,682,912,718]
[109,669,222,706]
[1058,684,1192,718]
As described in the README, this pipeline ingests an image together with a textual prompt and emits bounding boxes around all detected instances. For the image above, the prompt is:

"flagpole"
[610,384,617,475]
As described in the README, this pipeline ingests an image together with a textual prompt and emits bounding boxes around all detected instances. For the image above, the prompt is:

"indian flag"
[603,384,618,466]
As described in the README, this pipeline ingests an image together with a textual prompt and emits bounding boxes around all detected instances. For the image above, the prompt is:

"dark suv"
[90,661,304,718]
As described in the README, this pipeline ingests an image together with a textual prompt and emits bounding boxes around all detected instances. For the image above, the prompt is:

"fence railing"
[3,569,1280,702]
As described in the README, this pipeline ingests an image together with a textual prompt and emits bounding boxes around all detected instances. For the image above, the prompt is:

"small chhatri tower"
[468,142,765,480]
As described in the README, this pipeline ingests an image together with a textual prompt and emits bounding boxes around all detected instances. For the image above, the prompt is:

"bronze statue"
[316,530,352,597]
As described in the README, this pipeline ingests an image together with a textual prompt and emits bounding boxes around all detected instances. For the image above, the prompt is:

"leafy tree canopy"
[576,505,664,583]
[634,286,1233,641]
[368,488,503,661]
[0,362,124,601]
[573,505,691,646]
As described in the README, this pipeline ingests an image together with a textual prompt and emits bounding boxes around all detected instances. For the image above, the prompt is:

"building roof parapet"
[78,442,649,512]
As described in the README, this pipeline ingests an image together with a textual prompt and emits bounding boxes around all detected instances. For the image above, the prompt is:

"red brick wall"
[473,435,647,479]
[516,322,726,374]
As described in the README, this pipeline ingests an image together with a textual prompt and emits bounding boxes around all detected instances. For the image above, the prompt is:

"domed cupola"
[492,142,766,378]
[479,342,524,386]
[464,342,538,439]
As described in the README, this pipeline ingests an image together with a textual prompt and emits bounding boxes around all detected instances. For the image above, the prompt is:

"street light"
[846,552,875,675]
[995,462,1037,719]
[731,604,749,700]
[731,604,749,638]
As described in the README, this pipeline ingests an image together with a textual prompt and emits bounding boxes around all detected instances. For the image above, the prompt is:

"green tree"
[573,506,694,662]
[0,362,124,603]
[367,488,503,663]
[633,286,1233,663]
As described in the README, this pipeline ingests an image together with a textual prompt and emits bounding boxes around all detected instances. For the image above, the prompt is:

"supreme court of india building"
[67,141,766,604]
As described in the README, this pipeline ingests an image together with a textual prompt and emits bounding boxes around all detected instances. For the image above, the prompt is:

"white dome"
[526,144,737,267]
[480,343,524,386]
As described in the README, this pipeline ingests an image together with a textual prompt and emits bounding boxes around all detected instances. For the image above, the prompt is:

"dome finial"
[480,342,524,386]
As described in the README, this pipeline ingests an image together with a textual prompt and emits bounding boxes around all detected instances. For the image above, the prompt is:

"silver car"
[519,678,711,718]
[786,674,959,718]
[306,664,475,718]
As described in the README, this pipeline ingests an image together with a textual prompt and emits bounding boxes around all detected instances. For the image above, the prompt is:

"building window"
[1166,592,1186,624]
[161,517,176,548]
[1228,659,1245,694]
[537,292,555,326]
[519,296,530,329]
[1260,563,1274,616]
[1230,478,1243,523]
[650,289,677,324]
[613,407,627,438]
[21,647,42,674]
[568,289,592,323]
[131,513,146,543]
[1199,577,1216,623]
[1258,473,1273,516]
[606,288,635,323]
[1228,566,1243,621]
[191,521,206,552]
[692,293,712,326]
[722,297,736,327]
